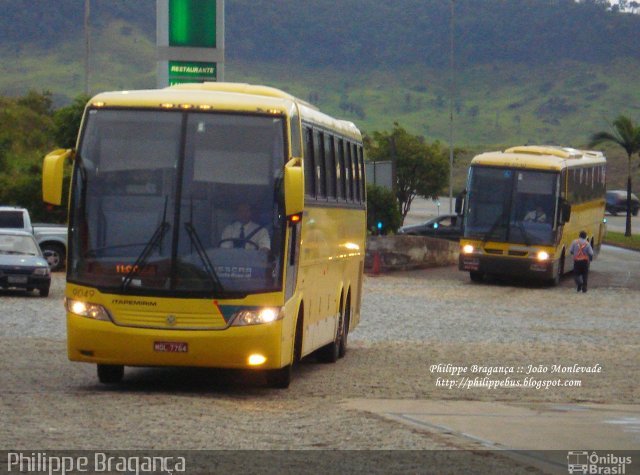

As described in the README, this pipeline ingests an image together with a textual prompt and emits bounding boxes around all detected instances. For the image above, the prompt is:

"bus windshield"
[69,109,287,297]
[464,167,558,246]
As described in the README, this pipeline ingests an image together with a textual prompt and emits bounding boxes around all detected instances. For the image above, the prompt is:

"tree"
[17,90,53,117]
[589,115,640,237]
[53,94,90,148]
[366,184,402,235]
[366,123,449,223]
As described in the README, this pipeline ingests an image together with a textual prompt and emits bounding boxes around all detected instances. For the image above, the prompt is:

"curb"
[602,240,640,252]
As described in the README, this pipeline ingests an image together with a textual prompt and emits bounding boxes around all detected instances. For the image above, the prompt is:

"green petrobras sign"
[169,0,216,48]
[169,61,217,85]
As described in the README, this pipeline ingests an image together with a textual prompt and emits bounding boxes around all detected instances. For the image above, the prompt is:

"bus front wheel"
[469,271,484,283]
[97,364,124,384]
[549,255,565,286]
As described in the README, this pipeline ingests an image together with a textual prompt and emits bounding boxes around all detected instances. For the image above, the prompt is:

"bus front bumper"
[459,254,558,280]
[67,313,285,370]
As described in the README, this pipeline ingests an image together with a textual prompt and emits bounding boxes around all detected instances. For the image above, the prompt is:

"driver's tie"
[235,225,245,249]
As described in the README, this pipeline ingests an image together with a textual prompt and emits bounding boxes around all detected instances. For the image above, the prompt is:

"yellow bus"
[458,145,606,284]
[42,82,366,388]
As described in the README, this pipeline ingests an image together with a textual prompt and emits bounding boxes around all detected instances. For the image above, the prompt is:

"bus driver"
[524,205,547,223]
[219,203,270,250]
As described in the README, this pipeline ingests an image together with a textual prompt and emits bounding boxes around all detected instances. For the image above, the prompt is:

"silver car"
[0,230,51,297]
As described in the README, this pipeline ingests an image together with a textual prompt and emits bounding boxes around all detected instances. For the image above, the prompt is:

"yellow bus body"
[459,146,606,283]
[49,83,366,386]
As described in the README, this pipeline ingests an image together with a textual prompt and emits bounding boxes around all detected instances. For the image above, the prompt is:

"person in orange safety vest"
[569,230,594,293]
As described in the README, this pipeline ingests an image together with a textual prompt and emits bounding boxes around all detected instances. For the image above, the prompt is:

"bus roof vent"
[504,145,582,159]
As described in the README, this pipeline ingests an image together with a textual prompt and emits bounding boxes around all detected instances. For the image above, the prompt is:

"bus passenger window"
[315,131,326,199]
[325,134,336,199]
[353,146,362,203]
[359,147,366,203]
[337,138,346,201]
[303,127,315,198]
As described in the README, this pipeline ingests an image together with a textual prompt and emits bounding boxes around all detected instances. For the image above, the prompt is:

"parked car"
[397,214,463,241]
[33,223,68,271]
[0,206,68,271]
[605,190,639,216]
[0,229,51,297]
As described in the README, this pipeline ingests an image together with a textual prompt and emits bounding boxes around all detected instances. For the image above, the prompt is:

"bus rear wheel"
[338,297,350,358]
[97,364,124,384]
[317,308,344,364]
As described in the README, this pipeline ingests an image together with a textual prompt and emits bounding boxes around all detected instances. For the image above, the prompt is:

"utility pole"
[84,0,91,95]
[448,0,455,213]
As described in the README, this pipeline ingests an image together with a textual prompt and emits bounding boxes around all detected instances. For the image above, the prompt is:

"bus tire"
[550,253,565,286]
[97,364,124,384]
[266,365,291,389]
[317,311,342,364]
[338,295,350,359]
[293,306,304,364]
[469,271,484,283]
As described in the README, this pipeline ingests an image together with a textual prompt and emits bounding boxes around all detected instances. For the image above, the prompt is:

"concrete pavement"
[344,399,640,473]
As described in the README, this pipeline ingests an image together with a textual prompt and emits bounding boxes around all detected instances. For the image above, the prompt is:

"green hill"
[1,0,640,155]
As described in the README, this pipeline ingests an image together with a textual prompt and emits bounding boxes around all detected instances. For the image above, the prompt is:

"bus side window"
[353,143,361,203]
[303,126,316,199]
[357,146,365,203]
[337,138,346,201]
[315,130,326,199]
[325,133,337,199]
[345,143,354,202]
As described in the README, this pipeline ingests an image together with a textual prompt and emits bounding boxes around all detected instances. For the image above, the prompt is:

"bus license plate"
[461,258,480,271]
[154,341,188,353]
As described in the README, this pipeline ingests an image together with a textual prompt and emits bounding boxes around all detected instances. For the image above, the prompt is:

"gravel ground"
[1,246,638,473]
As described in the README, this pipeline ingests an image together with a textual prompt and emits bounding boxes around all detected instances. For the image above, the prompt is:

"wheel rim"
[43,250,60,268]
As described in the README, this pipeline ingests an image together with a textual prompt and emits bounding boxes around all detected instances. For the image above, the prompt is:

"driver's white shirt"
[220,221,270,249]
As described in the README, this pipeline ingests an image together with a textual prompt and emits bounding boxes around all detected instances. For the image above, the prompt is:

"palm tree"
[589,115,640,237]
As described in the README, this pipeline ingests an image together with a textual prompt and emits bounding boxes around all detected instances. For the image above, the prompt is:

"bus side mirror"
[455,190,466,215]
[42,149,74,206]
[559,200,571,224]
[284,158,304,216]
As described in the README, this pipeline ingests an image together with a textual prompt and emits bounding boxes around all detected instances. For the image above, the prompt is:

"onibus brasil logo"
[567,451,632,474]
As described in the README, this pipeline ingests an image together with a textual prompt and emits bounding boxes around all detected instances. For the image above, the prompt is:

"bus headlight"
[462,244,475,254]
[232,307,283,326]
[65,299,111,321]
[536,251,550,261]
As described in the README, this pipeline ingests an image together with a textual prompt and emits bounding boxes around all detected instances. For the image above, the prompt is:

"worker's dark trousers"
[573,260,590,291]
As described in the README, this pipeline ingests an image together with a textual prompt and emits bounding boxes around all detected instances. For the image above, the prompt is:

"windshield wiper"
[482,211,508,243]
[184,222,224,293]
[516,220,532,246]
[121,221,171,291]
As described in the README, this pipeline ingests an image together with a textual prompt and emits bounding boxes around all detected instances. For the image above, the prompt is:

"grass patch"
[604,230,640,251]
